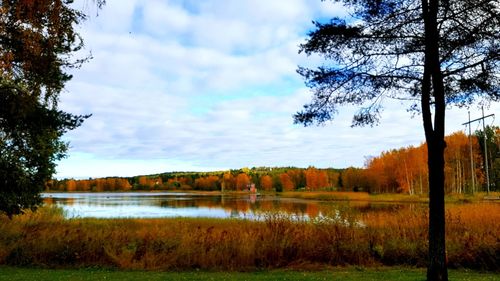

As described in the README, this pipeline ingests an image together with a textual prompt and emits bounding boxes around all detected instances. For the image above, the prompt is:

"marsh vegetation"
[1,196,498,271]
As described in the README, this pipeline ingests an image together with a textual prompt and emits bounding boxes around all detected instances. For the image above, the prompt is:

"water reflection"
[41,192,424,219]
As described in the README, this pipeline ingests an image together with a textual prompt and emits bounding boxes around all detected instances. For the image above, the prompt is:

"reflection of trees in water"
[45,194,426,219]
[160,199,199,208]
[44,196,75,206]
[352,202,424,214]
[50,197,75,206]
[43,197,54,205]
[306,204,319,217]
[49,195,172,208]
[155,195,318,216]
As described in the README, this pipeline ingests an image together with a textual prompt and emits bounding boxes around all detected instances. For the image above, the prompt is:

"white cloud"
[141,1,192,36]
[56,0,500,178]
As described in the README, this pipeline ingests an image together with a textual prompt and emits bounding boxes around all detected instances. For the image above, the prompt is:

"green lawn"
[0,267,498,281]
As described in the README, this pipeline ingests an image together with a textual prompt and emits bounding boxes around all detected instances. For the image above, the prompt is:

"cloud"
[141,0,192,36]
[57,0,500,178]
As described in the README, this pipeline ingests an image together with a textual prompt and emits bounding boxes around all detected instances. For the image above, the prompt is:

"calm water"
[41,192,419,219]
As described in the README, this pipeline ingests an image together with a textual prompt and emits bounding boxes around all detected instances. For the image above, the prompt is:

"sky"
[56,0,500,179]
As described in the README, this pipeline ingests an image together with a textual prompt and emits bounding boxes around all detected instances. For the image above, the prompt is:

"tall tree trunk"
[426,139,447,281]
[422,0,448,280]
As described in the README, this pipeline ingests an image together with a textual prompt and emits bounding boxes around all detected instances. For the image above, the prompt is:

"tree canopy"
[295,1,499,280]
[0,0,104,217]
[295,0,498,126]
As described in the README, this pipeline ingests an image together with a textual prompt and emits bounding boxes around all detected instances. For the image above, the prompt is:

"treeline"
[48,166,347,193]
[362,127,499,194]
[49,127,499,194]
[47,178,132,192]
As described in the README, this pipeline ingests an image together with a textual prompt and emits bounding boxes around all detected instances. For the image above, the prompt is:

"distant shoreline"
[42,190,500,203]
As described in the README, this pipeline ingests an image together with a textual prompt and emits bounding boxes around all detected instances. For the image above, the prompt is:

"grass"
[279,191,372,201]
[1,203,499,271]
[0,266,499,281]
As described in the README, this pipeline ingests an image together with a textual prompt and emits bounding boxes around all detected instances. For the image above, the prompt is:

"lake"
[41,192,420,219]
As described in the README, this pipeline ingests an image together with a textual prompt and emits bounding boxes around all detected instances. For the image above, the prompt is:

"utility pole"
[466,112,475,193]
[462,108,494,194]
[481,107,491,194]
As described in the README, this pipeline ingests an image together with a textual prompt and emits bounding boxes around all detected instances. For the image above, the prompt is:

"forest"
[49,127,499,194]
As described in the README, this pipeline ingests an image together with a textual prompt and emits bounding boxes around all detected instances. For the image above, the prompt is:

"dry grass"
[280,191,371,201]
[0,203,498,271]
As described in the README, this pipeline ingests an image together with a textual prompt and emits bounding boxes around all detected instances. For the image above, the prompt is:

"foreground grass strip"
[1,267,499,281]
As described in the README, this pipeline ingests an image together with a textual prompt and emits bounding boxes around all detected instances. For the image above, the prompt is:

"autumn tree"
[0,1,105,217]
[259,175,273,191]
[341,167,369,192]
[137,176,149,189]
[194,175,220,191]
[65,179,77,192]
[94,178,105,192]
[279,173,295,191]
[222,172,236,191]
[272,174,283,192]
[116,178,132,191]
[364,134,482,195]
[326,170,340,190]
[287,169,306,189]
[295,1,499,279]
[235,173,250,191]
[445,132,483,193]
[408,145,429,195]
[76,179,91,191]
[476,125,500,191]
[304,167,328,190]
[365,152,400,193]
[136,176,162,190]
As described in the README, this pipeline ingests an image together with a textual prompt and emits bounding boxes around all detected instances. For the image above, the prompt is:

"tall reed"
[0,203,498,271]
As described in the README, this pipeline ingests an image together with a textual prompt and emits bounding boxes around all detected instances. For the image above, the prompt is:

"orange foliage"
[279,173,295,191]
[304,167,328,190]
[327,171,340,189]
[222,173,236,191]
[138,176,149,187]
[365,131,483,194]
[194,175,220,191]
[259,175,273,191]
[52,177,133,192]
[286,169,305,189]
[341,167,369,192]
[444,132,484,193]
[76,180,91,191]
[235,173,250,191]
[116,178,132,191]
[138,176,162,189]
[65,179,76,192]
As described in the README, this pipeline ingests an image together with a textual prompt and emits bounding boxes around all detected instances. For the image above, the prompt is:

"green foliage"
[0,1,101,216]
[0,80,87,216]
